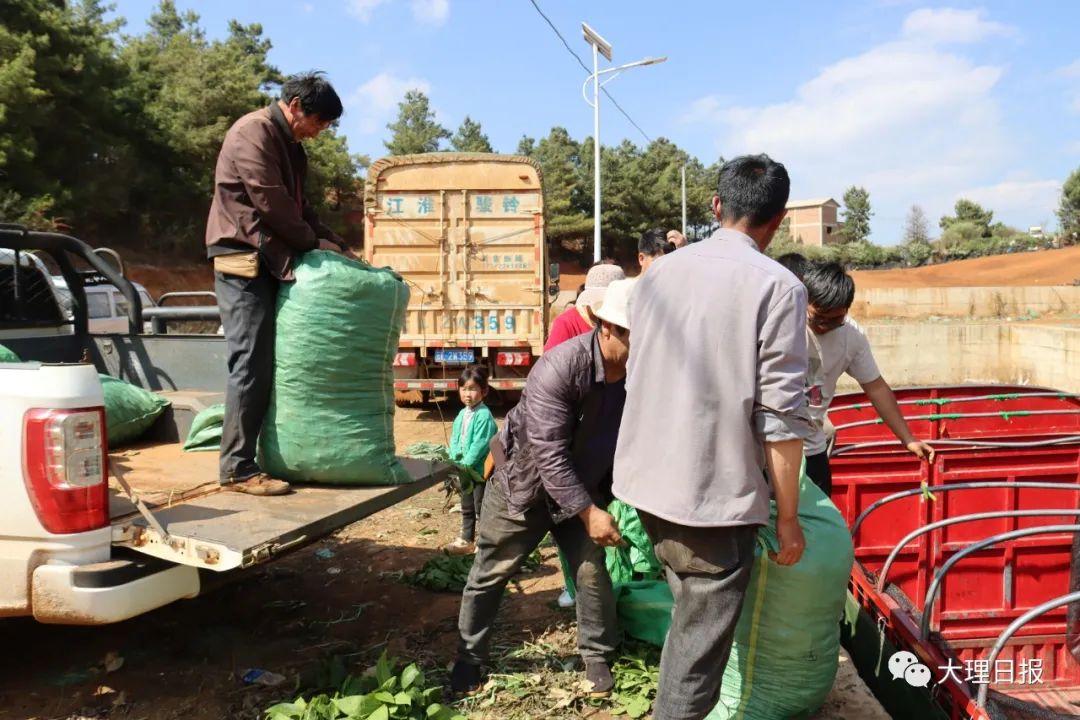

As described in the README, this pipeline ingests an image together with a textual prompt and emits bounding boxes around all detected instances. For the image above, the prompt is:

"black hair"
[459,365,490,391]
[716,154,790,227]
[802,261,856,311]
[638,228,675,257]
[776,252,808,280]
[280,71,343,122]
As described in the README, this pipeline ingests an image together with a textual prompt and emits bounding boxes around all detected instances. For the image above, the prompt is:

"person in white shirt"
[800,261,935,494]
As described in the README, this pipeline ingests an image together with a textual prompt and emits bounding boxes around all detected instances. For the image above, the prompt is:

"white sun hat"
[592,277,637,330]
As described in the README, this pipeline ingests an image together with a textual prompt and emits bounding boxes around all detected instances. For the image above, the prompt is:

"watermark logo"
[888,651,1044,688]
[889,651,931,687]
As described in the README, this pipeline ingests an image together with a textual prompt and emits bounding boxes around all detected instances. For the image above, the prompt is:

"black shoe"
[585,660,614,698]
[450,660,485,696]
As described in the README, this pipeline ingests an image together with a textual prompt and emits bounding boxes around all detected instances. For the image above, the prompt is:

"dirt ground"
[0,405,889,720]
[852,244,1080,288]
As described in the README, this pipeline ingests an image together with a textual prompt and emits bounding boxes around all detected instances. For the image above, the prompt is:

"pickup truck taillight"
[22,408,108,534]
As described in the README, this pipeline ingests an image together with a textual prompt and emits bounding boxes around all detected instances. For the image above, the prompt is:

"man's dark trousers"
[457,477,618,666]
[638,513,758,720]
[216,265,278,483]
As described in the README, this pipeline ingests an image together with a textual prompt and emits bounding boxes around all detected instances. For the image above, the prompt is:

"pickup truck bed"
[110,441,448,572]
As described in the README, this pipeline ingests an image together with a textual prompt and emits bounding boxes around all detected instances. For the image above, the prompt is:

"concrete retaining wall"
[852,286,1080,319]
[835,322,1080,393]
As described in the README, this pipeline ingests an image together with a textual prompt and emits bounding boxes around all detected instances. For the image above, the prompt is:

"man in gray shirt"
[613,155,811,720]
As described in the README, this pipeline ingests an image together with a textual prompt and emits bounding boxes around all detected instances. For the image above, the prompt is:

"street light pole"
[592,42,602,264]
[581,23,665,264]
[681,164,687,237]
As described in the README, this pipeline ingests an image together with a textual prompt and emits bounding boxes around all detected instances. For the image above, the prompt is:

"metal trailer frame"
[920,524,1080,640]
[876,509,1080,591]
[851,481,1080,536]
[976,590,1080,708]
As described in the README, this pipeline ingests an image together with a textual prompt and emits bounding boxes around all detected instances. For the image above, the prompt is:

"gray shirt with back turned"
[612,228,812,528]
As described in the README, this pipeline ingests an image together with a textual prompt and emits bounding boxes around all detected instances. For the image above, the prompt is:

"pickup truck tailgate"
[110,445,449,571]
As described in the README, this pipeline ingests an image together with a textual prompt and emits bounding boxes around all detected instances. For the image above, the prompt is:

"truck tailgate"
[110,445,449,571]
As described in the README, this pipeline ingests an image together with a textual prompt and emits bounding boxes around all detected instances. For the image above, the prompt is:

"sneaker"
[449,503,463,514]
[443,537,476,556]
[557,589,576,608]
[449,660,485,696]
[223,473,291,496]
[585,660,614,698]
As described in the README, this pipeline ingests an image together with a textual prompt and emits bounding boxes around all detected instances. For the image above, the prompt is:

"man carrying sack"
[205,72,345,496]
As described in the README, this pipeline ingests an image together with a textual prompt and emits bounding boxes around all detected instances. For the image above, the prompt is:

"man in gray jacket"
[205,72,345,496]
[452,278,637,698]
[614,155,811,720]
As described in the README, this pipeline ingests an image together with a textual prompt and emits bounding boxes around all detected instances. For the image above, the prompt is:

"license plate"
[434,349,475,364]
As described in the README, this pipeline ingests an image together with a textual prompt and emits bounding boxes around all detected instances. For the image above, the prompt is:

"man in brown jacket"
[205,72,345,496]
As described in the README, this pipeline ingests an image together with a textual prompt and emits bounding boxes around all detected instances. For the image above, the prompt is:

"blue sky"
[108,1,1080,244]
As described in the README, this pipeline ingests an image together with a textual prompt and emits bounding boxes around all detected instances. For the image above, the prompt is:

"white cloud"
[303,2,314,12]
[1067,140,1080,155]
[1060,60,1080,114]
[683,8,1027,242]
[411,0,449,25]
[347,0,390,22]
[347,0,449,25]
[958,179,1062,229]
[348,73,431,134]
[1058,59,1080,78]
[901,7,1017,45]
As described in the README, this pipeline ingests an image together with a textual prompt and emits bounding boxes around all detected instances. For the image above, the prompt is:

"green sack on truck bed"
[184,403,225,452]
[100,374,171,447]
[0,344,21,362]
[259,251,412,485]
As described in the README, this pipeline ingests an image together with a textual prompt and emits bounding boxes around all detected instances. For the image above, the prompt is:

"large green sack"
[183,403,225,452]
[259,251,412,485]
[100,374,171,447]
[708,475,853,720]
[0,344,21,362]
[615,469,854,720]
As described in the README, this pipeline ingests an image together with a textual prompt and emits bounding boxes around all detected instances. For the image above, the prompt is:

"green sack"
[608,499,663,584]
[709,475,854,720]
[616,580,674,648]
[0,344,22,362]
[259,251,412,485]
[100,374,171,447]
[183,403,225,452]
[564,498,662,598]
[612,468,855,720]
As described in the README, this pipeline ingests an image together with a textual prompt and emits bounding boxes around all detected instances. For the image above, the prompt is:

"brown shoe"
[443,537,476,556]
[224,473,291,496]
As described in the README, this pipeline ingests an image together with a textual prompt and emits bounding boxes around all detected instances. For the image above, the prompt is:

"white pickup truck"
[0,226,447,624]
